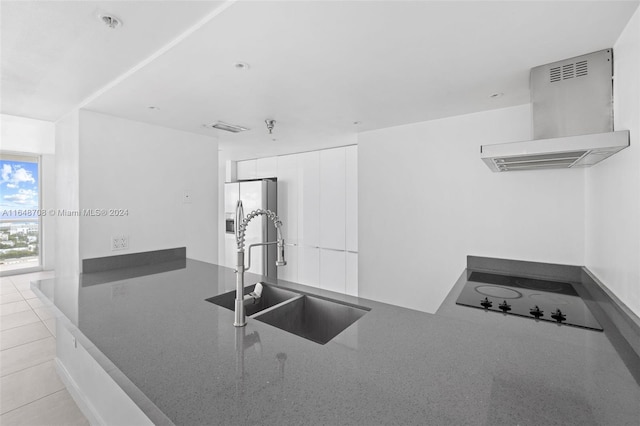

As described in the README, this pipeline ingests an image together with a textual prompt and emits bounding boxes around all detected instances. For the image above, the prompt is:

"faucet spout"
[234,201,286,327]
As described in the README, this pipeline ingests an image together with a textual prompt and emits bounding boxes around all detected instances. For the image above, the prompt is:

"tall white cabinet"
[234,145,358,296]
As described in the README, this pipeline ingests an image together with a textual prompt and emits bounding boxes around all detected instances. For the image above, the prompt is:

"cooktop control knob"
[498,301,511,312]
[480,297,492,309]
[529,305,544,319]
[551,309,566,323]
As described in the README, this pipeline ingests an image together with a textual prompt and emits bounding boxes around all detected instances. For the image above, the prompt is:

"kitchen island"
[34,259,640,425]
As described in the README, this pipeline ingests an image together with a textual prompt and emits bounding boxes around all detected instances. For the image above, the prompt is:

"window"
[0,153,41,273]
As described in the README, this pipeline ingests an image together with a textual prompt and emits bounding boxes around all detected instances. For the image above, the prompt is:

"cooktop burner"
[456,272,602,331]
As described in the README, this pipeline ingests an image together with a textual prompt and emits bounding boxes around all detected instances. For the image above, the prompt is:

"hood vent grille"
[481,49,629,172]
[481,130,629,172]
[550,60,589,83]
[493,151,587,172]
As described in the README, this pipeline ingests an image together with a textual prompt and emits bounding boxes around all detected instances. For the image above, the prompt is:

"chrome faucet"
[234,200,286,327]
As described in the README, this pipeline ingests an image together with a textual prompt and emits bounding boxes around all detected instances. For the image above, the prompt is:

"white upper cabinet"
[298,151,320,248]
[345,145,358,252]
[236,160,257,180]
[320,148,346,250]
[276,154,299,246]
[320,248,346,294]
[256,157,277,178]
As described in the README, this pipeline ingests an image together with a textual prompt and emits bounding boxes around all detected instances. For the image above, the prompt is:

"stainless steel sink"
[205,283,299,317]
[207,284,370,344]
[253,294,370,345]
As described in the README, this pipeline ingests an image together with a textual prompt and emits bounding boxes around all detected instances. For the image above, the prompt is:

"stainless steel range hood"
[481,49,630,172]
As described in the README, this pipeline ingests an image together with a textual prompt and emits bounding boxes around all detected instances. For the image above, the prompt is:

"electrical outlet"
[111,235,129,251]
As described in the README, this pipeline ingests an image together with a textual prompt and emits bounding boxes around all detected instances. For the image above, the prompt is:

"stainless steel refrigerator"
[224,179,278,279]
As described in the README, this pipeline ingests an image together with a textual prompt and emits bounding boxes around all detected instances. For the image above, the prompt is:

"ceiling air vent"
[204,121,250,133]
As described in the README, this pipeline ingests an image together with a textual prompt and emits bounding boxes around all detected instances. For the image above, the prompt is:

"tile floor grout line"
[0,318,43,333]
[0,387,68,417]
[0,357,57,379]
[0,334,55,352]
[0,272,86,422]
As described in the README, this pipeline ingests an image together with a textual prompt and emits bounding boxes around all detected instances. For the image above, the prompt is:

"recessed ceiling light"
[234,62,250,71]
[489,92,504,99]
[98,13,122,29]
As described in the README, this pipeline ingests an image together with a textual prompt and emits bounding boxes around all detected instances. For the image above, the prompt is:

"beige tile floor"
[0,271,89,425]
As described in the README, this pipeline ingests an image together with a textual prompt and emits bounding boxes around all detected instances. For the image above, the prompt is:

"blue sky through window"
[1,160,39,219]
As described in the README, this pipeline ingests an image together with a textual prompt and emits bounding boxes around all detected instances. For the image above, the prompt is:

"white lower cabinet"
[320,148,346,250]
[346,252,358,296]
[278,244,298,282]
[319,249,346,294]
[297,246,320,287]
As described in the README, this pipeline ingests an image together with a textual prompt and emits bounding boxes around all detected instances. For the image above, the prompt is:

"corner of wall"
[584,6,640,317]
[54,109,81,277]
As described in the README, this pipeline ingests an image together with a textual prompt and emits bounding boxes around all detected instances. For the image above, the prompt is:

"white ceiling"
[0,0,226,121]
[2,1,638,160]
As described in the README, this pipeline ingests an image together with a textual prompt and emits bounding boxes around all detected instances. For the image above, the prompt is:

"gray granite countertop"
[35,260,640,425]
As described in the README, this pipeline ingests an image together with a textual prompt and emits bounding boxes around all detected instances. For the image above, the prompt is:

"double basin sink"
[206,283,370,345]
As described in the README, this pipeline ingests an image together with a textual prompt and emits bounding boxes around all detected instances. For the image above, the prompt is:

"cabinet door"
[320,148,346,250]
[298,246,319,288]
[345,146,358,252]
[256,157,277,178]
[298,151,320,248]
[237,160,257,180]
[277,154,299,245]
[320,249,346,294]
[346,252,358,296]
[277,244,298,283]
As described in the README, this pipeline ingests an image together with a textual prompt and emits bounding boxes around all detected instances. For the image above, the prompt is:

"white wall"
[1,114,55,154]
[1,114,56,270]
[78,111,218,264]
[358,104,586,313]
[585,8,640,316]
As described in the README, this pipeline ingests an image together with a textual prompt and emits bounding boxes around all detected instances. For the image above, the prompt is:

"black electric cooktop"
[456,271,603,331]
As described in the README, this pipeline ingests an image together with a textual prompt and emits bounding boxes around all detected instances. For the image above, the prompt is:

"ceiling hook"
[265,119,276,134]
